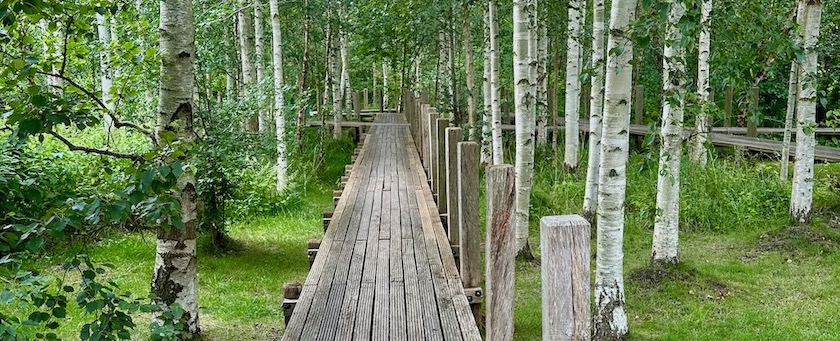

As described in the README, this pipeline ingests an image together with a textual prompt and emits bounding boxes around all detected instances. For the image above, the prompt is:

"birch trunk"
[296,0,310,151]
[489,0,503,165]
[238,0,256,131]
[781,62,797,183]
[482,8,493,163]
[437,30,450,111]
[328,4,342,139]
[564,0,584,169]
[340,33,352,115]
[382,61,389,109]
[583,0,606,222]
[536,13,548,146]
[594,0,636,338]
[254,0,267,133]
[152,0,199,334]
[463,2,477,140]
[652,0,687,265]
[269,0,287,192]
[790,0,822,223]
[693,0,712,166]
[513,0,535,255]
[96,13,114,140]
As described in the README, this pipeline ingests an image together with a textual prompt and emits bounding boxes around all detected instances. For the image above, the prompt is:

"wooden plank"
[458,142,481,291]
[334,241,368,337]
[402,239,426,341]
[540,215,591,341]
[372,240,390,341]
[485,165,516,341]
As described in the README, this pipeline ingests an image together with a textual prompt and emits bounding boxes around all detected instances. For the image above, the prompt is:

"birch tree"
[583,0,606,222]
[594,0,636,338]
[564,0,584,169]
[489,0,504,165]
[96,13,115,141]
[513,0,535,256]
[328,2,342,138]
[382,61,389,109]
[238,0,256,131]
[340,34,352,115]
[254,0,267,133]
[152,0,199,334]
[693,0,713,166]
[463,1,478,140]
[652,0,687,265]
[790,0,823,223]
[536,10,548,146]
[482,8,493,163]
[781,62,797,183]
[269,0,287,192]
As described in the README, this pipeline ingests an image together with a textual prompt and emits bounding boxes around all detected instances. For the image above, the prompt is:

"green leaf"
[31,94,48,107]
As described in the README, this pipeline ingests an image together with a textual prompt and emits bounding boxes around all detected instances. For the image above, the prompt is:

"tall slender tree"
[238,0,257,131]
[489,0,503,164]
[152,0,199,334]
[254,0,267,133]
[583,0,606,222]
[463,1,478,139]
[781,62,798,183]
[652,0,687,265]
[564,0,584,169]
[96,12,115,141]
[328,1,342,138]
[594,0,636,338]
[269,0,287,192]
[790,0,823,223]
[535,7,548,146]
[513,0,535,256]
[693,0,713,166]
[482,7,493,163]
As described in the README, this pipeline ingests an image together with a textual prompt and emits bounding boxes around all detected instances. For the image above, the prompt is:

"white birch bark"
[489,0,503,165]
[790,0,822,223]
[482,8,493,163]
[536,13,548,146]
[340,33,351,114]
[583,0,606,222]
[781,62,797,183]
[513,0,535,254]
[238,1,255,85]
[269,0,287,192]
[594,0,636,338]
[693,0,712,166]
[564,0,584,169]
[327,4,342,138]
[463,3,477,140]
[254,0,267,133]
[152,0,199,334]
[437,30,450,111]
[382,61,389,109]
[96,13,115,140]
[652,0,687,265]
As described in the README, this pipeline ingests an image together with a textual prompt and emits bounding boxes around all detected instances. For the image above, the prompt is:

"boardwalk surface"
[283,114,481,341]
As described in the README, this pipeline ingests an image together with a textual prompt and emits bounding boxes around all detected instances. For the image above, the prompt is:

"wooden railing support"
[307,239,321,268]
[282,282,302,326]
[436,118,450,215]
[458,141,482,319]
[485,165,516,340]
[445,127,463,249]
[541,215,591,341]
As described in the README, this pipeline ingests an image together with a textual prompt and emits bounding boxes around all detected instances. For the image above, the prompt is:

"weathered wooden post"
[445,127,463,254]
[541,215,591,341]
[458,142,482,318]
[436,118,450,216]
[354,92,362,140]
[364,88,369,110]
[307,239,321,267]
[322,211,333,231]
[428,110,440,190]
[634,85,645,147]
[748,86,759,138]
[379,89,385,112]
[282,282,302,325]
[486,165,516,341]
[724,85,733,130]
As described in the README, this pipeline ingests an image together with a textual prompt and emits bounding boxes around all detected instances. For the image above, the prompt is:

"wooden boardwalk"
[283,113,481,341]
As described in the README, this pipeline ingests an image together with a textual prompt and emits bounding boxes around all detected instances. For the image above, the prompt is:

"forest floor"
[27,144,840,340]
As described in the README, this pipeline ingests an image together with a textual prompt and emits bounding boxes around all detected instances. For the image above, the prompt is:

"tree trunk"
[790,0,822,223]
[96,13,114,142]
[564,0,584,169]
[437,30,450,112]
[152,0,199,335]
[583,0,606,222]
[652,0,687,265]
[254,0,267,133]
[238,0,256,132]
[536,9,548,146]
[693,0,713,166]
[328,3,342,139]
[269,0,287,192]
[382,61,389,109]
[296,0,310,152]
[594,0,636,338]
[781,62,797,183]
[340,33,352,116]
[482,7,493,163]
[463,1,477,140]
[513,0,535,255]
[489,0,503,165]
[449,4,459,121]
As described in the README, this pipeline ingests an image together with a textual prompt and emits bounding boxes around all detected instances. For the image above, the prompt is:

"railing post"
[364,88,369,110]
[541,215,591,341]
[445,127,463,255]
[436,118,450,216]
[282,282,302,325]
[354,92,362,140]
[458,141,482,318]
[485,165,515,341]
[428,110,440,190]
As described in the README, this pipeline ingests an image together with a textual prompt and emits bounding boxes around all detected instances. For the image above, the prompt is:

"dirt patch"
[628,264,731,300]
[743,225,838,260]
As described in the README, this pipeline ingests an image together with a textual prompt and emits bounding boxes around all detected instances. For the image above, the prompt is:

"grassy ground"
[16,142,840,340]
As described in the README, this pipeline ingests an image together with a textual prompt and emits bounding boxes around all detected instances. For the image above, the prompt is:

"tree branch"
[48,131,143,161]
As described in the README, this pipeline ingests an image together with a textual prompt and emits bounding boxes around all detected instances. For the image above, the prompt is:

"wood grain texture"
[485,165,516,341]
[446,127,463,245]
[540,215,591,341]
[458,142,481,289]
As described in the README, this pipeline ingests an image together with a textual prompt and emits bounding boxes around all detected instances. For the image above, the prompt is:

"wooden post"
[428,110,440,190]
[436,118,450,215]
[307,239,321,268]
[634,85,645,147]
[458,142,482,317]
[748,86,759,138]
[724,85,733,130]
[379,89,385,112]
[364,88,369,110]
[354,92,362,141]
[282,282,302,325]
[445,127,463,249]
[540,215,591,341]
[485,165,516,341]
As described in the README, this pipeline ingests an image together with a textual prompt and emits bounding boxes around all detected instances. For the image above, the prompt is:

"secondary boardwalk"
[283,113,481,340]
